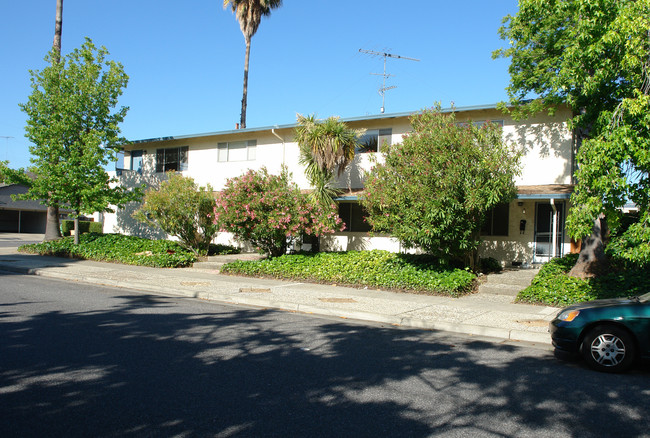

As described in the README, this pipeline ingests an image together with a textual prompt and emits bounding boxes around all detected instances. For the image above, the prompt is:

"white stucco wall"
[106,106,575,262]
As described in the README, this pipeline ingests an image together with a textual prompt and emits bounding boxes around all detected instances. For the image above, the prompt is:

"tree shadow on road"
[1,292,648,437]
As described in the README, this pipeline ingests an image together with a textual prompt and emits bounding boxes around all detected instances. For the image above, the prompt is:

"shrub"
[19,233,197,268]
[61,220,103,236]
[361,106,520,269]
[479,257,502,274]
[208,243,240,256]
[133,173,218,255]
[221,250,476,296]
[215,167,344,257]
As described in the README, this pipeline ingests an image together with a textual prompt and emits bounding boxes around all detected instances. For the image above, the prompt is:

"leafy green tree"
[295,114,358,207]
[494,0,650,276]
[361,107,521,269]
[19,38,141,244]
[223,0,282,128]
[133,173,218,255]
[215,167,344,257]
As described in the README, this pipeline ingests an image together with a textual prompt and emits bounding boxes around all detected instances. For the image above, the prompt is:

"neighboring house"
[104,104,576,265]
[0,183,49,233]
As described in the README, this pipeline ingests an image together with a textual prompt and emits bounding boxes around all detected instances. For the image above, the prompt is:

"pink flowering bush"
[215,167,344,257]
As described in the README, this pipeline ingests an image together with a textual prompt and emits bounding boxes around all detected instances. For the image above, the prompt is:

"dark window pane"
[156,149,164,173]
[492,203,509,236]
[164,148,180,172]
[350,203,371,232]
[338,203,351,232]
[480,202,509,236]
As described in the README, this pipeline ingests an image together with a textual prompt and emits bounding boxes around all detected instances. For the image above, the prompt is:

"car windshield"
[639,292,650,302]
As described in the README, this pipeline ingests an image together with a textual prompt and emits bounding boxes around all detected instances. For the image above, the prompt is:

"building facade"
[104,104,576,265]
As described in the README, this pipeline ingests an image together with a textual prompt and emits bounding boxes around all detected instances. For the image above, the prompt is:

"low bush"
[479,257,502,274]
[208,243,241,256]
[61,220,103,236]
[220,250,476,296]
[19,233,197,268]
[516,254,650,306]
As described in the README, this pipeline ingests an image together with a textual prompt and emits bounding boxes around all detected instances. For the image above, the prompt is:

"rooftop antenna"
[0,136,13,160]
[359,49,420,113]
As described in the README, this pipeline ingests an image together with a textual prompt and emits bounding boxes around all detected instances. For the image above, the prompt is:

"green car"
[549,292,650,373]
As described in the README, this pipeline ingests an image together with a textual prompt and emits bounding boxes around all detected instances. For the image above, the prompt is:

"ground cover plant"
[19,233,238,268]
[516,253,650,307]
[220,250,476,296]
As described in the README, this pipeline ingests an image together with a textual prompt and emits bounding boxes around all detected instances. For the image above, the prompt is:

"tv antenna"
[359,49,420,113]
[0,136,13,160]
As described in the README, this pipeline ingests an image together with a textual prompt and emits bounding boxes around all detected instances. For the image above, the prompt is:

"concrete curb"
[1,261,553,346]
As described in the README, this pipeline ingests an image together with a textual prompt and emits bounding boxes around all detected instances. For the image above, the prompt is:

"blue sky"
[0,0,518,169]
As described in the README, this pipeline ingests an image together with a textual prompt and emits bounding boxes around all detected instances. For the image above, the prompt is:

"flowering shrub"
[133,173,218,255]
[215,167,344,257]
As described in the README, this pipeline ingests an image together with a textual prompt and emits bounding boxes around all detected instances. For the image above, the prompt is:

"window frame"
[217,140,257,162]
[155,146,188,173]
[130,149,144,173]
[338,201,371,233]
[481,202,510,237]
[356,128,392,153]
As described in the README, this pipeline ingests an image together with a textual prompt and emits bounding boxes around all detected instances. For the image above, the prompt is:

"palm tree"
[295,114,359,207]
[223,0,282,129]
[44,0,64,242]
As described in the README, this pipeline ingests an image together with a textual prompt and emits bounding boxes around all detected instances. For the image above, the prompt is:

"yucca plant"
[295,114,359,207]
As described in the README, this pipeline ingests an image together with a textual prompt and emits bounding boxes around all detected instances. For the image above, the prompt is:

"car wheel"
[582,325,636,373]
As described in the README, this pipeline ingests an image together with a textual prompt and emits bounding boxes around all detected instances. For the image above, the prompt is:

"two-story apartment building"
[103,104,576,266]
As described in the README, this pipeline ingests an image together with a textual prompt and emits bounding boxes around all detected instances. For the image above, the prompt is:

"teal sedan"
[549,292,650,373]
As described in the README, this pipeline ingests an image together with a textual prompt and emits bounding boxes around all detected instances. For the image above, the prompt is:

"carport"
[0,183,47,233]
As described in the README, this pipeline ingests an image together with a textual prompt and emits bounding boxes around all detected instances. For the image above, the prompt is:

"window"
[356,128,392,153]
[155,146,188,173]
[217,140,256,162]
[131,150,144,173]
[481,203,510,236]
[338,202,371,232]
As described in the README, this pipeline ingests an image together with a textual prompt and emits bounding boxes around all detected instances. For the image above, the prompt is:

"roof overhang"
[334,185,575,202]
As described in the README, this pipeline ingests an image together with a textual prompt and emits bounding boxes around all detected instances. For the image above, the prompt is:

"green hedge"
[516,254,650,306]
[61,220,103,236]
[221,250,476,296]
[19,233,197,268]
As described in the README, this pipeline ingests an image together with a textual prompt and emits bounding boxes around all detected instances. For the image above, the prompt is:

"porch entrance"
[534,201,565,263]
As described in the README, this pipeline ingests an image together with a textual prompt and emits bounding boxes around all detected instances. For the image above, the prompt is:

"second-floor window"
[156,146,188,173]
[217,140,256,162]
[131,150,144,173]
[356,128,392,153]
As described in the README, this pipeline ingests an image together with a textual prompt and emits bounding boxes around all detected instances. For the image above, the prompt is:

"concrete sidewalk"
[0,243,560,346]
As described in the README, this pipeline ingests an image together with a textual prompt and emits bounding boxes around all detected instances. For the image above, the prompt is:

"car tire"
[581,325,636,373]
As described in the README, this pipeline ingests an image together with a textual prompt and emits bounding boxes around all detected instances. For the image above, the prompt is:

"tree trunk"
[43,205,61,241]
[43,0,64,242]
[240,37,250,129]
[53,0,63,60]
[568,213,609,278]
[73,214,80,245]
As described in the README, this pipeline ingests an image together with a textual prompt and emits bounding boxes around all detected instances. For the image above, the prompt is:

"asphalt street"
[1,272,649,437]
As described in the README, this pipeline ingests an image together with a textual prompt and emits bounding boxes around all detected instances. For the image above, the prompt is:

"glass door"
[534,201,565,263]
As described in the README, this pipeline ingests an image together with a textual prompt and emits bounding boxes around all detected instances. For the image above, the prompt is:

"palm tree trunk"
[44,0,63,242]
[240,37,251,129]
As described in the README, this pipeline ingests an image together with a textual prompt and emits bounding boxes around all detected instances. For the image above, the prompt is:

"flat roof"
[132,103,502,145]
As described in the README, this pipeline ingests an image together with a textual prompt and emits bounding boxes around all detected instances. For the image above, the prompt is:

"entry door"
[534,202,565,263]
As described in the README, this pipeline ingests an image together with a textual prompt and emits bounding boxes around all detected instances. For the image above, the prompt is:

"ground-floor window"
[481,202,509,236]
[338,202,371,232]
